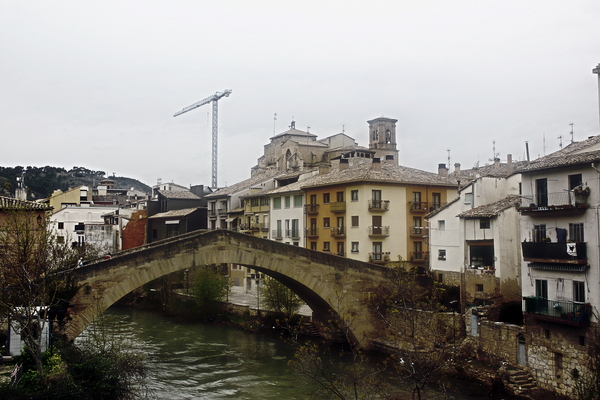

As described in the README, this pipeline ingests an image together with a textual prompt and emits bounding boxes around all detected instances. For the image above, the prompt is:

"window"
[438,220,445,231]
[323,193,330,204]
[323,242,330,252]
[476,284,484,293]
[336,191,344,202]
[480,219,490,229]
[351,190,359,201]
[291,219,299,238]
[536,279,548,299]
[351,242,359,253]
[536,178,548,207]
[412,192,422,209]
[372,242,382,258]
[438,249,446,260]
[413,217,422,234]
[469,243,494,268]
[260,197,269,206]
[574,281,585,303]
[413,241,422,259]
[294,195,302,207]
[554,352,563,378]
[251,198,259,207]
[464,193,473,204]
[372,190,382,201]
[533,224,547,242]
[58,222,64,230]
[273,197,281,209]
[310,194,317,205]
[323,217,330,228]
[569,223,584,242]
[351,216,359,227]
[569,173,583,190]
[337,242,344,255]
[284,196,291,208]
[432,193,441,210]
[310,242,317,251]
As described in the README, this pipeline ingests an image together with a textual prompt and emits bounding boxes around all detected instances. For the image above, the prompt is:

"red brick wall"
[122,210,147,250]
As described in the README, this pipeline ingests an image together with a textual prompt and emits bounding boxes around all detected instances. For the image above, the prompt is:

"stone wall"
[524,317,597,397]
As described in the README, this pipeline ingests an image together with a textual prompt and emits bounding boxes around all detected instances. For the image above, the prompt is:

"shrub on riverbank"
[0,341,148,399]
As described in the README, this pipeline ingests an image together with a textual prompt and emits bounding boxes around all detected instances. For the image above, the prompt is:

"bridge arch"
[63,230,389,348]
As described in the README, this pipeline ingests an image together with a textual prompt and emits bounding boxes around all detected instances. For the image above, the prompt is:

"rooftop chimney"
[438,163,448,177]
[319,165,331,175]
[454,162,461,174]
[340,158,349,171]
[494,158,500,168]
[372,158,381,171]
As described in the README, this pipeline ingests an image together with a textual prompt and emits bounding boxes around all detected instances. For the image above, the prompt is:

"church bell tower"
[367,117,399,164]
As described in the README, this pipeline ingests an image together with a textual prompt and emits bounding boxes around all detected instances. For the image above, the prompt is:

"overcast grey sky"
[1,1,599,189]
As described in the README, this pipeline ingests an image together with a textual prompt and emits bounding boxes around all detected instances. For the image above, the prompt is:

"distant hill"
[0,166,151,200]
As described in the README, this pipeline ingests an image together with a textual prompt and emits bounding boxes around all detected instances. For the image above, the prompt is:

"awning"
[528,263,588,272]
[225,218,235,222]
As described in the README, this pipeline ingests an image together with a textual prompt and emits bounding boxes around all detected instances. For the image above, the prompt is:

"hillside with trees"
[0,166,151,200]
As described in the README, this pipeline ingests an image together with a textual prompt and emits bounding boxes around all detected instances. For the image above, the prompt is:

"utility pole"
[174,90,232,189]
[593,63,600,129]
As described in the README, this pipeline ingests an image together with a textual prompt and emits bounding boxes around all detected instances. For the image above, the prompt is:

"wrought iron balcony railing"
[523,297,591,326]
[330,226,345,237]
[369,252,390,263]
[271,230,283,240]
[409,202,428,213]
[304,204,319,214]
[368,199,389,211]
[305,227,319,238]
[369,226,390,237]
[330,201,346,213]
[522,242,587,264]
[519,191,589,214]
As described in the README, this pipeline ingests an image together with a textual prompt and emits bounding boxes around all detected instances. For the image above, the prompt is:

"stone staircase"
[302,322,321,338]
[506,369,537,395]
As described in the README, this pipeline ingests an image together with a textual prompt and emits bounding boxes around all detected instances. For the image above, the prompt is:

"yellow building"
[302,157,457,269]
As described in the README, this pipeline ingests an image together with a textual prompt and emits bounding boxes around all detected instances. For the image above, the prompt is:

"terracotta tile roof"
[299,160,458,189]
[451,160,527,180]
[425,196,461,219]
[157,190,201,200]
[270,127,318,140]
[148,207,200,219]
[457,195,520,219]
[0,196,52,210]
[517,134,600,173]
[206,171,282,197]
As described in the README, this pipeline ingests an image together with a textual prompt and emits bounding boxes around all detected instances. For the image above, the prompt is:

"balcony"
[369,252,390,264]
[272,230,283,240]
[208,209,217,218]
[369,226,390,237]
[250,223,269,232]
[411,226,425,237]
[523,297,591,326]
[429,202,446,212]
[305,227,319,238]
[304,204,319,215]
[519,191,589,215]
[330,226,345,238]
[410,251,429,262]
[409,202,428,213]
[368,199,389,212]
[330,201,346,213]
[285,229,301,239]
[522,242,587,264]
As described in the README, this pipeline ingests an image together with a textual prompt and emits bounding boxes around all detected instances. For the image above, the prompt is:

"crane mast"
[174,89,232,188]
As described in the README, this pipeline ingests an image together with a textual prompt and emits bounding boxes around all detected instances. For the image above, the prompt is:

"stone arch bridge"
[63,229,390,348]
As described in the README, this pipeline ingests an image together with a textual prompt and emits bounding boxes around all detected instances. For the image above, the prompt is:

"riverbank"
[125,287,557,400]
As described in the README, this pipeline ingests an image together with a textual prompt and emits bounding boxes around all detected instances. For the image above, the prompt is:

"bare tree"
[0,209,78,383]
[369,265,462,400]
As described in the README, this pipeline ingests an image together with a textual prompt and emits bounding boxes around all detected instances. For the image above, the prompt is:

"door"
[517,334,527,366]
[372,215,382,235]
[536,178,548,207]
